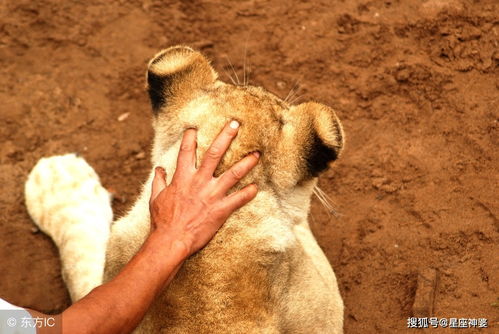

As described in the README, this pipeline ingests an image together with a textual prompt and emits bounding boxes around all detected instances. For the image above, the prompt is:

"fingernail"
[155,166,163,174]
[230,120,240,129]
[253,151,260,158]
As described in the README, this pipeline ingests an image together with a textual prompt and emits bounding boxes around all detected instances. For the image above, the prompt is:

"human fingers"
[217,184,258,216]
[150,166,167,204]
[216,151,259,194]
[198,120,239,178]
[174,128,198,178]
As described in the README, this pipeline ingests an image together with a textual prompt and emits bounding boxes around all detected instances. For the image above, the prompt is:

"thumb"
[150,166,167,202]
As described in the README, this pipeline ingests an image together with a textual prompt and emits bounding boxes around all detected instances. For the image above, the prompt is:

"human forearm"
[62,231,187,334]
[29,122,257,334]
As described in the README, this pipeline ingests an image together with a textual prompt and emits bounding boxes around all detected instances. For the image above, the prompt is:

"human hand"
[148,120,259,258]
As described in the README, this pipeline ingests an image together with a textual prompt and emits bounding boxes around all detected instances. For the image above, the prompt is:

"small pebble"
[117,112,130,122]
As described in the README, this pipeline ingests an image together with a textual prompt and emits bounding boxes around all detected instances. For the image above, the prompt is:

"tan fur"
[25,46,345,333]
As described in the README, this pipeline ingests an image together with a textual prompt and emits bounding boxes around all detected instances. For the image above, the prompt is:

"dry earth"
[0,0,497,332]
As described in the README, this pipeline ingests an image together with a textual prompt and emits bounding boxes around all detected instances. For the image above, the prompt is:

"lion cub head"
[147,46,344,199]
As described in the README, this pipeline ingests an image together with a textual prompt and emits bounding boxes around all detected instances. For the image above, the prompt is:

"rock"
[129,143,142,154]
[395,68,410,82]
[412,268,438,317]
[191,40,214,49]
[372,177,399,193]
[117,112,130,122]
[420,0,464,18]
[107,187,127,204]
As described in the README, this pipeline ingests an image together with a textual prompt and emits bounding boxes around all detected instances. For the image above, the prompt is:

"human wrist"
[146,229,190,264]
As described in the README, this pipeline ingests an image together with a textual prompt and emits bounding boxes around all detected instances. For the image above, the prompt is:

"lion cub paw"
[25,153,113,246]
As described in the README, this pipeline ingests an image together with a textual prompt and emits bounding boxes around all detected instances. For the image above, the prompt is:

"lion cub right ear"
[293,102,345,178]
[146,46,218,114]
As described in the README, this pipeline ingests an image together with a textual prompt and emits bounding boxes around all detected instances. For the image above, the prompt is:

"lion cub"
[26,46,345,333]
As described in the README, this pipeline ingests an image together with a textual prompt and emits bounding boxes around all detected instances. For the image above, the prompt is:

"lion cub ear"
[146,46,218,113]
[296,102,345,177]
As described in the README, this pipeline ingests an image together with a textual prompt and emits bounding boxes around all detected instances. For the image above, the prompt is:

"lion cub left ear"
[146,46,218,113]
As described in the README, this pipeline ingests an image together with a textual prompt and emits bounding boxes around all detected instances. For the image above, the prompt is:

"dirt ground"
[0,0,497,332]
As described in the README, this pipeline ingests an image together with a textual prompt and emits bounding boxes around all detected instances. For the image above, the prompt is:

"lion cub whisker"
[224,55,241,85]
[313,185,340,218]
[284,77,302,103]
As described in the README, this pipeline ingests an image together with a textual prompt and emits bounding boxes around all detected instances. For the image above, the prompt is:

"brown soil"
[0,0,497,332]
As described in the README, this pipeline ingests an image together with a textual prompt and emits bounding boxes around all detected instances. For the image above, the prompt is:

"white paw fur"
[25,153,112,301]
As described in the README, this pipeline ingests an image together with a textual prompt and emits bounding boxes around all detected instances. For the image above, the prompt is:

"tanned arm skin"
[28,120,259,334]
